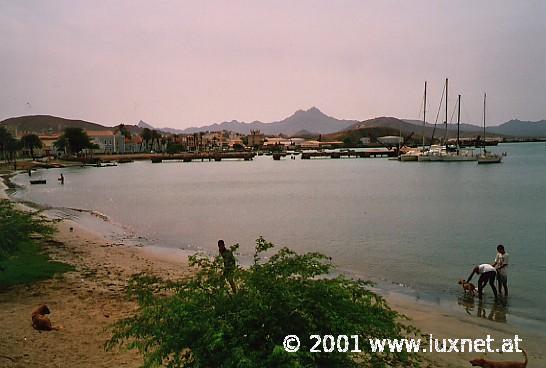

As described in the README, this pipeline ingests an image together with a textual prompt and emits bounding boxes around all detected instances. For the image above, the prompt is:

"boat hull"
[477,155,502,164]
[442,154,477,162]
[400,154,419,161]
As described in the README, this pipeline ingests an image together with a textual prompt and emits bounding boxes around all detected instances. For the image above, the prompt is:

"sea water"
[11,142,546,333]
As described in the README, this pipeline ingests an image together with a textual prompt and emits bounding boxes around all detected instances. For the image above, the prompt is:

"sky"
[1,0,545,128]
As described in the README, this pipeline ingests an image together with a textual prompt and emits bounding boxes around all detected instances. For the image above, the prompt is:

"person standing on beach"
[59,173,64,185]
[467,264,498,299]
[492,244,509,296]
[218,240,236,292]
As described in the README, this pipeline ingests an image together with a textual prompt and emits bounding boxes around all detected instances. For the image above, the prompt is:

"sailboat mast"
[483,93,487,148]
[444,78,448,144]
[423,81,427,149]
[457,94,461,150]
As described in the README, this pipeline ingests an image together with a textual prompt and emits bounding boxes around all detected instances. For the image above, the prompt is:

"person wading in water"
[492,244,509,296]
[467,263,498,299]
[218,240,236,292]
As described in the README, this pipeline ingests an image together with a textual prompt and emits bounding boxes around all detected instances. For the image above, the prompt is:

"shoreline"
[2,172,545,367]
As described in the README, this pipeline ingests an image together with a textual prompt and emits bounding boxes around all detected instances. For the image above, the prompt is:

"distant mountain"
[136,120,156,130]
[174,107,357,135]
[489,119,546,137]
[289,130,317,139]
[181,120,262,135]
[402,119,483,133]
[403,118,546,137]
[3,112,546,139]
[0,115,110,134]
[334,116,493,145]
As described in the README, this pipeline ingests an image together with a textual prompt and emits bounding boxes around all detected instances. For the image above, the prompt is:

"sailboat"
[442,94,477,161]
[477,93,502,164]
[419,78,450,161]
[400,81,427,161]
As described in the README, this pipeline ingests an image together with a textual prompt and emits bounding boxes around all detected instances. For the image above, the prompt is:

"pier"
[150,152,255,163]
[301,150,397,159]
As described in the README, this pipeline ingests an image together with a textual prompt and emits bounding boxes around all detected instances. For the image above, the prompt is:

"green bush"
[0,199,53,260]
[107,237,419,368]
[0,199,73,288]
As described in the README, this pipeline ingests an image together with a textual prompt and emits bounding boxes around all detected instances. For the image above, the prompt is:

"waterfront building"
[247,130,265,147]
[87,130,125,154]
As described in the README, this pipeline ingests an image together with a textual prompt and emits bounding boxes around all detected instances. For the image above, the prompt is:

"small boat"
[478,153,502,164]
[402,81,428,162]
[30,179,46,185]
[477,93,502,164]
[400,153,419,161]
[441,95,477,162]
[100,162,118,167]
[417,145,445,161]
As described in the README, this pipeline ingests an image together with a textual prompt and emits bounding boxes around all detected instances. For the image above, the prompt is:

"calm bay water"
[11,143,546,331]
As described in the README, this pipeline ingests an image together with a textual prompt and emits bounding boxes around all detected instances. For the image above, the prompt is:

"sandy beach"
[1,178,545,367]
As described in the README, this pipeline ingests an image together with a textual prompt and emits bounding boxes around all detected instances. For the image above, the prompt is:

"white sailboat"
[419,78,451,162]
[441,93,477,161]
[477,93,502,164]
[400,81,427,161]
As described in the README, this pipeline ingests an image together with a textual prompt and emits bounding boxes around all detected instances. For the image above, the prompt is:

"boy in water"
[492,244,509,296]
[217,240,236,292]
[467,263,498,299]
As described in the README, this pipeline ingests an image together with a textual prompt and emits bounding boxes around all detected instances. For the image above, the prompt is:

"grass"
[0,199,73,289]
[0,240,73,289]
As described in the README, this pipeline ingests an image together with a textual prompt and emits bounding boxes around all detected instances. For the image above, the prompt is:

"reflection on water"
[457,294,508,323]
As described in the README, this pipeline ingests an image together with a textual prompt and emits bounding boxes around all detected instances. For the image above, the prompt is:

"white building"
[360,137,371,145]
[86,130,125,154]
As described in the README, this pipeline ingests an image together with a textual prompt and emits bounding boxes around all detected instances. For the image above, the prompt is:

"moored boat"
[477,153,502,164]
[476,93,502,164]
[400,152,419,161]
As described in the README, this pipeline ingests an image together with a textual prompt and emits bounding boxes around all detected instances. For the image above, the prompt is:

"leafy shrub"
[0,199,53,260]
[107,237,419,367]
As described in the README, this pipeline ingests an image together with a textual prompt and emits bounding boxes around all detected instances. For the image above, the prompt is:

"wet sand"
[1,180,545,367]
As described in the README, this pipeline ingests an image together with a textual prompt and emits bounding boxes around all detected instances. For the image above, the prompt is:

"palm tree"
[118,124,132,139]
[5,136,22,169]
[54,127,96,156]
[21,134,43,159]
[0,126,12,162]
[140,128,152,151]
[151,130,161,152]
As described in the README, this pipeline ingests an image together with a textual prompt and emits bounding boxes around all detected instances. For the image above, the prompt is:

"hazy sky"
[1,1,545,128]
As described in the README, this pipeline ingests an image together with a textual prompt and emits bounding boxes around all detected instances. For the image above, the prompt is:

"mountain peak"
[137,120,155,130]
[292,106,326,118]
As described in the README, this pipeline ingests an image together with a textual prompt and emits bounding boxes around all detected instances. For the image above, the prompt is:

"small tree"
[54,127,96,156]
[5,135,22,168]
[151,130,162,152]
[0,200,53,262]
[118,124,132,139]
[0,126,12,162]
[166,142,185,155]
[21,134,43,159]
[140,128,152,152]
[107,237,419,368]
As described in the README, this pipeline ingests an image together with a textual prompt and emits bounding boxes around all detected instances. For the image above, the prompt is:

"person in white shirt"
[492,244,509,296]
[467,263,498,299]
